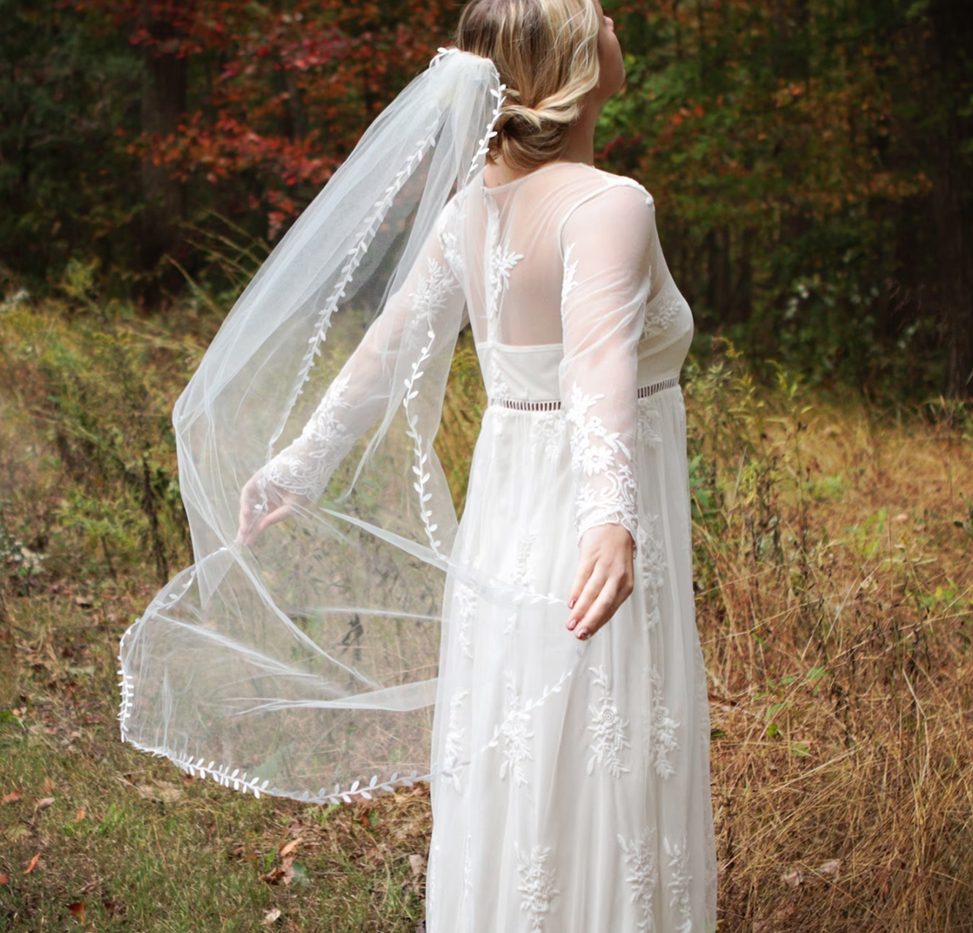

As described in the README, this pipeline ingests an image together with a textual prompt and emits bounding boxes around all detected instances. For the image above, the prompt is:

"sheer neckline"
[481,159,599,193]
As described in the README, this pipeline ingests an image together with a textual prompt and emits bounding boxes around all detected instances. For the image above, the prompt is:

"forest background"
[2,0,971,397]
[1,1,972,931]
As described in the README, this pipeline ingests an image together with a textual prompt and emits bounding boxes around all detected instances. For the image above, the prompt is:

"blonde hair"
[455,0,602,171]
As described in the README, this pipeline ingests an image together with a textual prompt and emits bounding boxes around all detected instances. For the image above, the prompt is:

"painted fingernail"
[567,617,577,629]
[569,597,576,609]
[576,629,588,640]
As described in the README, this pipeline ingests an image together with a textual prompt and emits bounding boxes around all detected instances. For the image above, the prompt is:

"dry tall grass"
[441,333,973,930]
[1,304,971,930]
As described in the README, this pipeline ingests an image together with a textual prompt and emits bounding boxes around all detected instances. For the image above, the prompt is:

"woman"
[416,3,718,930]
[119,0,716,929]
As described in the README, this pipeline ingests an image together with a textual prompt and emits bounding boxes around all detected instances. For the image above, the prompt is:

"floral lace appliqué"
[664,833,694,933]
[409,255,458,320]
[484,197,524,331]
[263,370,355,501]
[636,515,666,631]
[642,279,686,341]
[586,664,632,778]
[442,688,469,792]
[452,580,477,661]
[648,664,679,779]
[502,530,535,634]
[515,842,560,932]
[530,410,567,460]
[618,826,659,933]
[565,380,638,544]
[488,357,514,399]
[498,671,534,786]
[636,397,663,445]
[439,227,464,282]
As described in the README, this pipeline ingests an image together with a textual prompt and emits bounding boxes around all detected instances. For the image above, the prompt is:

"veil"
[117,46,583,804]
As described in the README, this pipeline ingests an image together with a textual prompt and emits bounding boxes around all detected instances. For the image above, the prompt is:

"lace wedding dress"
[421,160,718,932]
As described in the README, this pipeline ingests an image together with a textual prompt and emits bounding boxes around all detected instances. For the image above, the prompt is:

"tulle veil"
[117,45,583,804]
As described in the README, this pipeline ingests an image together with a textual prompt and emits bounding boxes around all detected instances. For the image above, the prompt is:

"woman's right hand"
[565,523,636,640]
[234,470,309,547]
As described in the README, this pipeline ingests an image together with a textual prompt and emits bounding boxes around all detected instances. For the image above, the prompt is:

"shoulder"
[557,168,655,246]
[584,166,654,206]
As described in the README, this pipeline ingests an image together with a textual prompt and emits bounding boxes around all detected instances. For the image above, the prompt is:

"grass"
[1,298,972,931]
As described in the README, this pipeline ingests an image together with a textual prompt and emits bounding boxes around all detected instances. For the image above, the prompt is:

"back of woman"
[422,5,716,923]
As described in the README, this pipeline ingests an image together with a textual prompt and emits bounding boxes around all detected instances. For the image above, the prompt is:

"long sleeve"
[557,181,656,548]
[258,202,467,503]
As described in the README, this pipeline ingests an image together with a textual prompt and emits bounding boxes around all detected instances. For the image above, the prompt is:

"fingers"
[573,576,621,640]
[254,503,294,537]
[235,488,257,546]
[567,551,596,616]
[235,477,296,547]
[566,565,604,632]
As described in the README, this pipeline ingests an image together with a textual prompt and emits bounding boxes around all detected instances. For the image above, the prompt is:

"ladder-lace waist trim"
[488,375,680,412]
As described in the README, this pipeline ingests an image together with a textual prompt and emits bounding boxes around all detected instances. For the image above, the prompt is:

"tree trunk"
[928,2,973,397]
[138,1,188,291]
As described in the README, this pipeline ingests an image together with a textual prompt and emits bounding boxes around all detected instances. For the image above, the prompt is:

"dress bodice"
[475,308,693,404]
[445,160,694,404]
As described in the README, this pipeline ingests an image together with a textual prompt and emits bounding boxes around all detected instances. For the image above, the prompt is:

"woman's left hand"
[565,523,635,640]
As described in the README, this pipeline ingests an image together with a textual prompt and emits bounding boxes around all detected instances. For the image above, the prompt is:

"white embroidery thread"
[515,843,560,932]
[498,671,534,785]
[565,380,639,544]
[649,664,679,779]
[618,826,659,932]
[442,689,469,792]
[263,370,354,501]
[586,664,632,778]
[636,515,666,631]
[664,834,694,933]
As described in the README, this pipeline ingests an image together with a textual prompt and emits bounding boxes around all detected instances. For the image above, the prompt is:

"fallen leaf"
[816,858,840,877]
[260,864,286,885]
[67,901,85,922]
[2,791,21,804]
[279,838,301,858]
[23,852,41,874]
[134,781,182,804]
[262,908,282,925]
[34,796,55,811]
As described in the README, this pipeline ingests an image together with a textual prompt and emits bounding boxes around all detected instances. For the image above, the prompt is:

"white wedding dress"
[422,160,718,932]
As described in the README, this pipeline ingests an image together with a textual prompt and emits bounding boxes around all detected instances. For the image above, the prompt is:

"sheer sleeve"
[258,203,467,503]
[557,181,656,548]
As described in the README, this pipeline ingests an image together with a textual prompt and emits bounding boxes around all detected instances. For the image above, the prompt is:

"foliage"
[0,0,971,397]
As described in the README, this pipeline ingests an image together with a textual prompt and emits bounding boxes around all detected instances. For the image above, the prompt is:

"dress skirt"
[424,361,718,933]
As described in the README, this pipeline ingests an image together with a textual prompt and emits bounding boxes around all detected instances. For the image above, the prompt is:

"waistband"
[488,375,681,412]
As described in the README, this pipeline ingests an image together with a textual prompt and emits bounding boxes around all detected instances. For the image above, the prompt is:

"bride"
[120,0,717,929]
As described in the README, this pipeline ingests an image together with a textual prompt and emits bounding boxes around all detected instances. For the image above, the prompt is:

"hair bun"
[455,0,602,171]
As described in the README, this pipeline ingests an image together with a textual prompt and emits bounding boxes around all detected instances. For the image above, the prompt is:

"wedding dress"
[421,159,718,932]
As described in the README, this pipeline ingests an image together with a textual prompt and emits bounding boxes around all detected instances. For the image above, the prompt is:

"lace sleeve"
[557,181,656,548]
[258,204,466,503]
